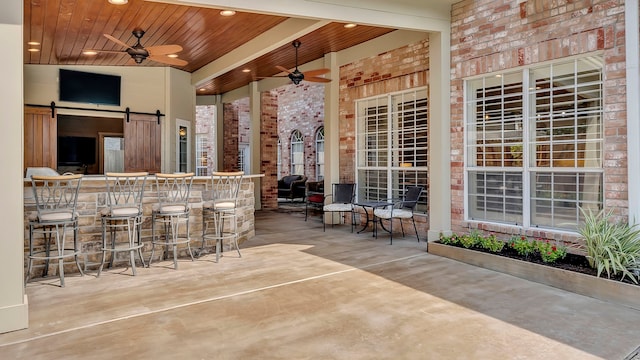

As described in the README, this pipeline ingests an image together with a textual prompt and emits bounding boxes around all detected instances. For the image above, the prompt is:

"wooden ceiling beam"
[192,17,328,86]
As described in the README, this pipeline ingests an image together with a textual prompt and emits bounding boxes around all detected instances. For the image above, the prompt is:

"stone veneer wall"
[450,0,628,247]
[339,39,430,235]
[23,177,255,277]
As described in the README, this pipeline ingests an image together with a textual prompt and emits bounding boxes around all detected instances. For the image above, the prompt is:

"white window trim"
[355,87,428,212]
[463,55,604,232]
[176,119,191,173]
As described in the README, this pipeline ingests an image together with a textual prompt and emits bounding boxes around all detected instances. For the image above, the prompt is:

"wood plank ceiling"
[24,0,395,95]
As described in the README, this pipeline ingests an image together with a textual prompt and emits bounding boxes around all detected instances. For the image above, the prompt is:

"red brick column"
[222,102,239,171]
[261,90,279,209]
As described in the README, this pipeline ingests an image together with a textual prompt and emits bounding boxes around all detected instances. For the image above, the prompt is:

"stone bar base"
[23,175,260,278]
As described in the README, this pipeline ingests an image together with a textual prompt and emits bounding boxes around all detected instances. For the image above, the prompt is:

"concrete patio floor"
[2,209,640,359]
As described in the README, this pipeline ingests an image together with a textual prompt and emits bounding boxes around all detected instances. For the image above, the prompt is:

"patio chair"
[323,183,356,232]
[304,180,324,221]
[373,186,423,244]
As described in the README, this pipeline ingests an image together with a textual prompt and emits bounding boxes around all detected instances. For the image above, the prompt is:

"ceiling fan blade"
[148,54,188,66]
[304,68,330,77]
[103,34,133,50]
[305,77,332,83]
[276,65,292,74]
[84,49,125,54]
[146,44,183,56]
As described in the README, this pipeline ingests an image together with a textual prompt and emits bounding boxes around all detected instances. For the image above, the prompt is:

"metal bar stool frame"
[98,172,148,277]
[201,171,244,262]
[26,174,84,287]
[149,173,195,269]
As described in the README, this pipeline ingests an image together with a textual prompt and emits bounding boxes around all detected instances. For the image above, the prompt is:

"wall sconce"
[179,127,187,137]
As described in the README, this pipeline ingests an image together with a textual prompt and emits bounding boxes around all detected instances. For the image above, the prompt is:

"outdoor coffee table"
[354,201,392,236]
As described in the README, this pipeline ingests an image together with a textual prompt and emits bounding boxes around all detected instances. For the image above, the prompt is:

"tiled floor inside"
[2,209,640,359]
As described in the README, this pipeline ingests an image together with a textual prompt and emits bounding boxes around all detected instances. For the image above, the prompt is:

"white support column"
[249,81,262,209]
[626,0,640,223]
[427,30,452,241]
[0,1,29,332]
[324,52,340,223]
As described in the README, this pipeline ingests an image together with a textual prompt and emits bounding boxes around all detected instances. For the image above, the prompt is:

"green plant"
[439,233,460,246]
[478,233,505,253]
[509,235,536,257]
[459,230,482,248]
[578,208,640,284]
[535,239,567,263]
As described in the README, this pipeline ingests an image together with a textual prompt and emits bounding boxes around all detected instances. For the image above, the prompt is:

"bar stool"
[149,173,195,269]
[201,171,244,262]
[26,174,84,287]
[98,172,148,277]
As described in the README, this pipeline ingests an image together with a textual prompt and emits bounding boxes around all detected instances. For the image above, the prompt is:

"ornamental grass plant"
[578,208,640,284]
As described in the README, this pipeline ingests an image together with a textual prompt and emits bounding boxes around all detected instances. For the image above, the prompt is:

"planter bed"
[428,241,640,311]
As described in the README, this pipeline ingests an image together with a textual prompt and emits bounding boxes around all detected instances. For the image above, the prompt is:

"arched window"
[315,127,324,180]
[290,130,304,175]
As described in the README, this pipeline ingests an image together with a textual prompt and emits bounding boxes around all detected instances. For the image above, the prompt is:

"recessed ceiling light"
[82,50,98,55]
[28,48,40,52]
[344,23,357,29]
[220,10,236,16]
[27,41,40,46]
[167,54,178,58]
[108,0,128,4]
[242,69,251,73]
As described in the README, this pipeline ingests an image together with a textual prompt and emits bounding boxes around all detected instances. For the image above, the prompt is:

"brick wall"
[261,91,279,209]
[276,83,325,181]
[339,39,430,183]
[222,101,241,171]
[339,39,430,234]
[450,0,627,246]
[195,105,216,175]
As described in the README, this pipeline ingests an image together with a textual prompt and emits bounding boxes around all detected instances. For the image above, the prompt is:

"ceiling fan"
[273,40,331,84]
[87,28,187,67]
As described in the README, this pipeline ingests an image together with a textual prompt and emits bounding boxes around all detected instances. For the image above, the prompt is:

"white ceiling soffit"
[148,0,452,32]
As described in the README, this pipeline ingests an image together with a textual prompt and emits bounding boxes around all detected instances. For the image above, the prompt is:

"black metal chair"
[322,183,356,232]
[373,186,424,244]
[304,180,324,221]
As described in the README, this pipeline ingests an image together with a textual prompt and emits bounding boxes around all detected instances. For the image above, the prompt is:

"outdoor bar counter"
[23,174,262,276]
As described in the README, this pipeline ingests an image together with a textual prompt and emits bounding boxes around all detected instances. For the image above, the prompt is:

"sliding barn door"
[124,114,161,173]
[24,107,57,173]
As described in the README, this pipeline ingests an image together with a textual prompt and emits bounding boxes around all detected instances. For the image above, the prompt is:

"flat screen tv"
[57,136,97,165]
[59,69,121,106]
